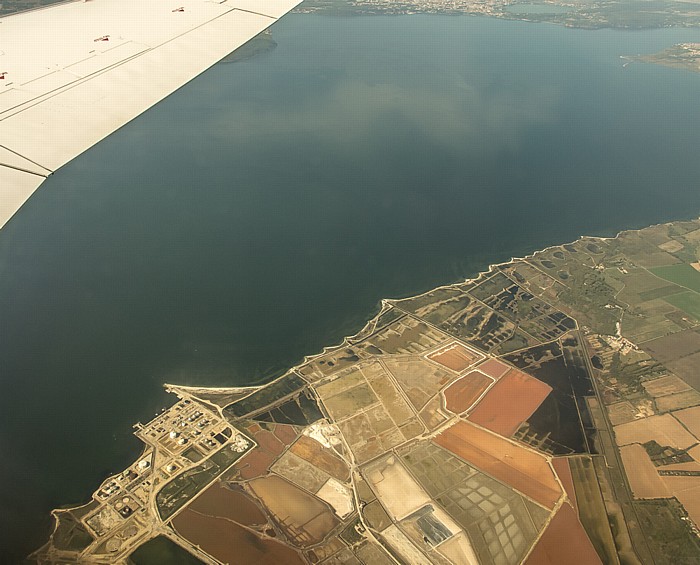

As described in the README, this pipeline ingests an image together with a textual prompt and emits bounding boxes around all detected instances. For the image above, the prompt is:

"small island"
[631,43,700,73]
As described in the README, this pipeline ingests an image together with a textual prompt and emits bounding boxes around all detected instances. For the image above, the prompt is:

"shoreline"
[166,215,699,399]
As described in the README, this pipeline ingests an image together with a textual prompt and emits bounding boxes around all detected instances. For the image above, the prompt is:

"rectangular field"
[466,368,552,437]
[672,405,700,439]
[612,414,697,450]
[434,421,561,509]
[383,357,454,411]
[248,475,338,547]
[642,331,700,365]
[569,456,619,565]
[656,390,700,412]
[607,401,639,426]
[642,374,691,397]
[427,342,482,372]
[290,435,350,482]
[651,264,700,293]
[665,291,700,321]
[619,444,668,499]
[476,358,511,379]
[442,370,492,414]
[363,454,431,521]
[666,352,700,390]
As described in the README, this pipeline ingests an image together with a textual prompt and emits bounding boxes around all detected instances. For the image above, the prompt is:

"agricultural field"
[651,264,700,294]
[673,405,700,438]
[613,414,697,450]
[634,499,700,565]
[619,444,668,499]
[466,368,552,437]
[442,370,493,414]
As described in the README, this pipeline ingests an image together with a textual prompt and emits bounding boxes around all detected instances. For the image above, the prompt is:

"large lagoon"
[2,14,700,560]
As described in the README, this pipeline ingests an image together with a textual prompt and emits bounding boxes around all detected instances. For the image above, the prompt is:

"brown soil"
[173,508,304,565]
[642,330,700,365]
[234,449,276,480]
[619,444,669,499]
[443,370,492,414]
[290,435,350,482]
[673,405,700,439]
[428,343,480,372]
[552,457,577,514]
[245,422,262,434]
[273,423,299,445]
[467,368,551,437]
[434,421,561,509]
[613,413,697,449]
[249,475,339,547]
[524,502,601,565]
[477,358,511,379]
[187,483,266,526]
[255,430,285,456]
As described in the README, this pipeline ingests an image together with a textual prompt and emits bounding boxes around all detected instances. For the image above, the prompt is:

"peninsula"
[33,218,700,564]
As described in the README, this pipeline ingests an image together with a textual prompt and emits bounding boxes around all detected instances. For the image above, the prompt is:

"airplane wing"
[0,0,302,229]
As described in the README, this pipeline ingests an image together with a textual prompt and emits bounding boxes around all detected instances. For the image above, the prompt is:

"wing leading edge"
[0,0,302,229]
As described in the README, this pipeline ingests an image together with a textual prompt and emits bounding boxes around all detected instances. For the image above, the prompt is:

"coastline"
[161,216,700,403]
[34,214,700,562]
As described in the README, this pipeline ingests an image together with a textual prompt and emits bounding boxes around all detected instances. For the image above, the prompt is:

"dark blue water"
[2,14,700,560]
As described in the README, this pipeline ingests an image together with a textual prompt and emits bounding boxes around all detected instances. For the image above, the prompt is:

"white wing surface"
[0,0,301,229]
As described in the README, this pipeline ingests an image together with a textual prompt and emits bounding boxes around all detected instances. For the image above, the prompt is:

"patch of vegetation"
[635,499,700,565]
[51,512,93,552]
[665,292,700,321]
[556,266,619,334]
[340,518,365,546]
[642,440,693,466]
[225,373,305,418]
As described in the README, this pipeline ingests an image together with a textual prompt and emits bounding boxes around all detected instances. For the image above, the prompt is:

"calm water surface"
[2,14,700,560]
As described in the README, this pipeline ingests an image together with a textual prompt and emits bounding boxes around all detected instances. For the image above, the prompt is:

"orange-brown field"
[467,369,552,437]
[173,508,304,565]
[428,343,481,372]
[524,502,601,565]
[274,423,299,445]
[185,483,267,526]
[434,421,561,509]
[552,457,577,513]
[234,449,276,480]
[290,435,350,482]
[477,358,511,379]
[443,370,492,414]
[249,475,339,547]
[619,444,668,499]
[233,423,297,480]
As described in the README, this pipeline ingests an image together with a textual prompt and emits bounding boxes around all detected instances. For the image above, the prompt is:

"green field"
[651,264,700,293]
[665,291,700,321]
[634,499,700,565]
